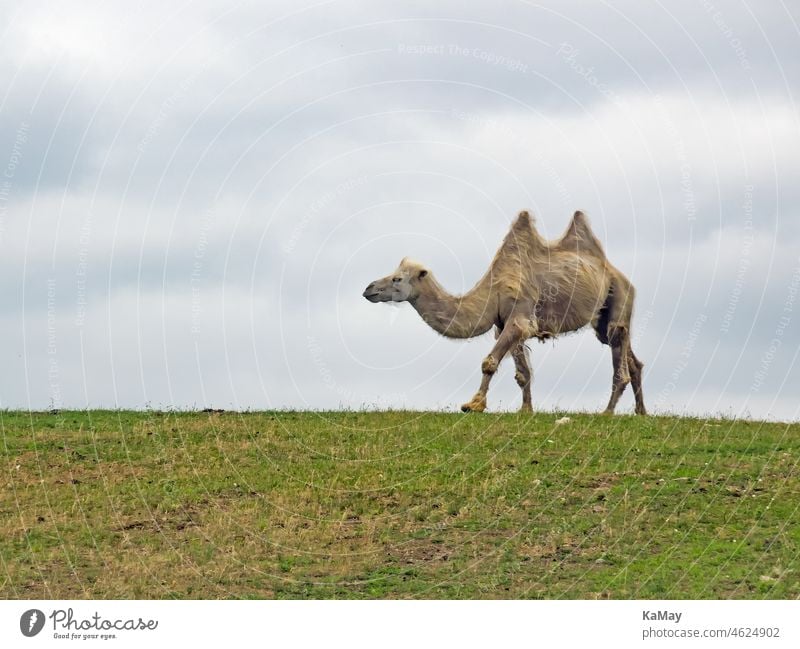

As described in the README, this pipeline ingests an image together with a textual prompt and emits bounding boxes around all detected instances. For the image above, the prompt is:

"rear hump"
[558,211,605,256]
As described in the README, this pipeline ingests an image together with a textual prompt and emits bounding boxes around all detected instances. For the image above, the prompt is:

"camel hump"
[500,210,547,254]
[513,210,533,229]
[559,210,605,255]
[507,210,535,238]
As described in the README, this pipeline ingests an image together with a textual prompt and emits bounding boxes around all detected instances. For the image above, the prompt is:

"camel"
[362,210,646,415]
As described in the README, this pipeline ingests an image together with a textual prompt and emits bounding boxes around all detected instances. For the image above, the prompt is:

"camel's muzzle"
[363,282,381,302]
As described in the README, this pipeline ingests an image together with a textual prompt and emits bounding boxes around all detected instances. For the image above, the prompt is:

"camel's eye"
[392,277,402,283]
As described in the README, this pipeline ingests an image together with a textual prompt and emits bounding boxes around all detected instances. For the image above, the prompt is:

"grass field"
[2,410,799,599]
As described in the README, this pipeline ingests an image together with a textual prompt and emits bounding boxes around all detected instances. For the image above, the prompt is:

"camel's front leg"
[461,316,530,413]
[511,342,533,412]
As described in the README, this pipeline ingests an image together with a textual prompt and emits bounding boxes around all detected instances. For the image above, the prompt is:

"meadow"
[2,410,798,599]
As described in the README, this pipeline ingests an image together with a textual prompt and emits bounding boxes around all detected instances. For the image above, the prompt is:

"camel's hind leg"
[461,314,530,413]
[603,325,631,414]
[511,342,533,413]
[595,274,646,415]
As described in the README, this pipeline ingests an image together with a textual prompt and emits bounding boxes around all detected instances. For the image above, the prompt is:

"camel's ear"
[418,269,428,279]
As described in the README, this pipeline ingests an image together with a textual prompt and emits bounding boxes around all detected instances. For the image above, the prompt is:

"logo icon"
[20,609,45,637]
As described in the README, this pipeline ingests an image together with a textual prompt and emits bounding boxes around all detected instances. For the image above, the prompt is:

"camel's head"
[362,257,429,303]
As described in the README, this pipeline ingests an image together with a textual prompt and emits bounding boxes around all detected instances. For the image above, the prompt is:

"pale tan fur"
[363,211,646,415]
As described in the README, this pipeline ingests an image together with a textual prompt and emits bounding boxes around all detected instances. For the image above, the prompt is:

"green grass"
[1,409,799,599]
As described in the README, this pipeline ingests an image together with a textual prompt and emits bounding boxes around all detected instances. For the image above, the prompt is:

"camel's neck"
[409,272,497,339]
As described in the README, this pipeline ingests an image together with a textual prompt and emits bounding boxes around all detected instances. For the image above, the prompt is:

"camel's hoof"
[519,403,533,414]
[601,408,614,416]
[635,407,648,416]
[461,395,487,413]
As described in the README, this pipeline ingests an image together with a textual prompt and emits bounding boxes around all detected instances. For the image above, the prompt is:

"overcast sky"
[1,0,798,419]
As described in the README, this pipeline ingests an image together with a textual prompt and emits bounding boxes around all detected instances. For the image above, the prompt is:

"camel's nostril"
[363,283,378,299]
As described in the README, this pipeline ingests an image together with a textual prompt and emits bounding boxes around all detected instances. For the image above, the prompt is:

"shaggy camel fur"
[363,211,646,415]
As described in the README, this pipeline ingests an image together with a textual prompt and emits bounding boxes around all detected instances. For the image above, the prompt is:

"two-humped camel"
[362,210,646,415]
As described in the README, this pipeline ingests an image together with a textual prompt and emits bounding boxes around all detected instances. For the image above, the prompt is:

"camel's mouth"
[362,281,387,302]
[362,284,383,302]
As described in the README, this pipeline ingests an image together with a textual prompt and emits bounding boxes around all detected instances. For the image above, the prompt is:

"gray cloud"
[1,0,798,420]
